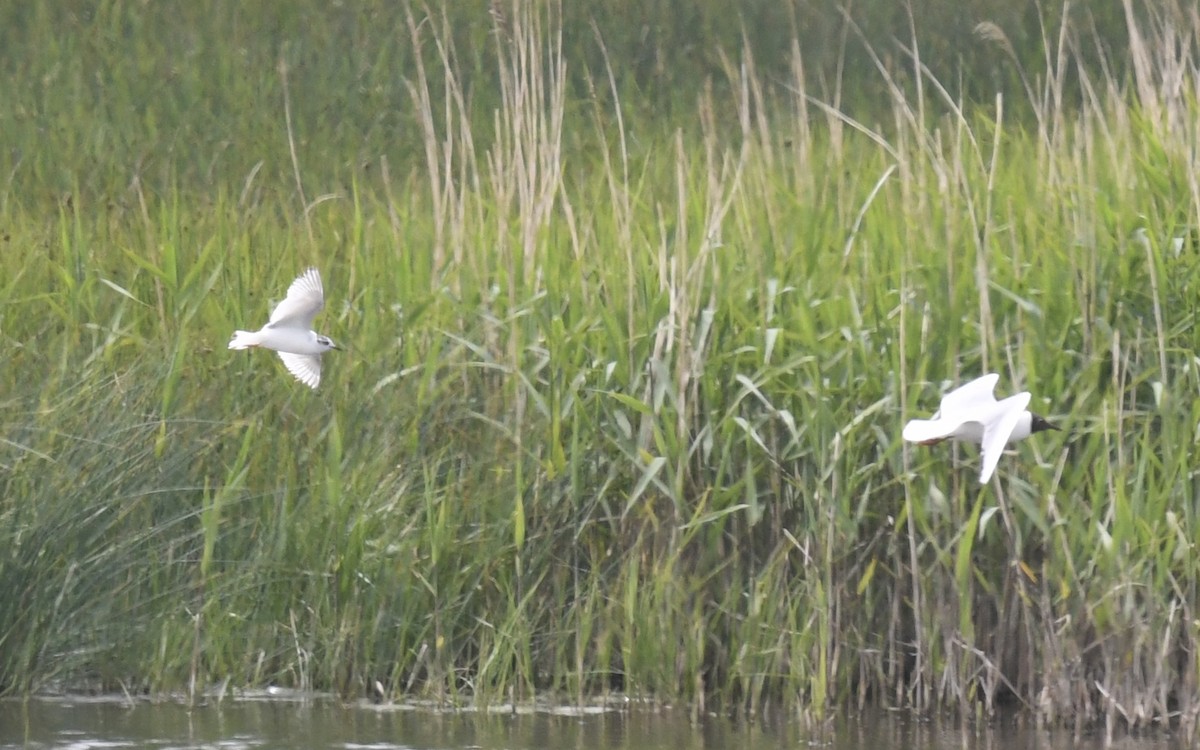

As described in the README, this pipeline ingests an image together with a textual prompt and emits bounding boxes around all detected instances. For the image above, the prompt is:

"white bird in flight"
[228,267,338,389]
[902,373,1059,484]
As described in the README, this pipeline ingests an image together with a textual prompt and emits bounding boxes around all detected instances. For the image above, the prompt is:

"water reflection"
[0,696,1180,750]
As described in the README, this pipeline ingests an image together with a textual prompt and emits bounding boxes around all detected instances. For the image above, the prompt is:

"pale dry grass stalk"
[404,4,481,291]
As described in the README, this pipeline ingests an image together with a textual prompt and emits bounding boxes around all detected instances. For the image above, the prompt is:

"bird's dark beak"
[1031,414,1060,434]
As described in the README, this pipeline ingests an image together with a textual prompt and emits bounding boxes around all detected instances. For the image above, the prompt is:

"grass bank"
[1,0,1199,738]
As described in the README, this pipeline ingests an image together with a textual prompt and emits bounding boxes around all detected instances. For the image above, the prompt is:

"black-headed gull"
[228,268,338,389]
[902,373,1059,484]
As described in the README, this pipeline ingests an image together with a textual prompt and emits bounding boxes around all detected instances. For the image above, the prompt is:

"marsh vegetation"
[1,1,1199,740]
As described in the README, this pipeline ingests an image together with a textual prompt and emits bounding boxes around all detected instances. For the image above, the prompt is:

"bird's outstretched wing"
[978,392,1031,484]
[936,373,999,417]
[903,417,969,443]
[903,373,998,443]
[277,351,322,389]
[269,268,324,329]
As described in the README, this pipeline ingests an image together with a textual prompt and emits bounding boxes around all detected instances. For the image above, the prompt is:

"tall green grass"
[1,0,1200,739]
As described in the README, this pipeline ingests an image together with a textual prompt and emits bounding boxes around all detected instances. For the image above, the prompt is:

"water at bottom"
[0,695,1182,750]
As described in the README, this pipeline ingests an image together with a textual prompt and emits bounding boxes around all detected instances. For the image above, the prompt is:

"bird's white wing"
[277,351,322,389]
[977,392,1031,484]
[904,373,997,442]
[903,417,968,443]
[937,373,999,417]
[268,268,325,329]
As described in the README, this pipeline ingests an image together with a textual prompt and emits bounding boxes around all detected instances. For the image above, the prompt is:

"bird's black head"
[1030,413,1060,434]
